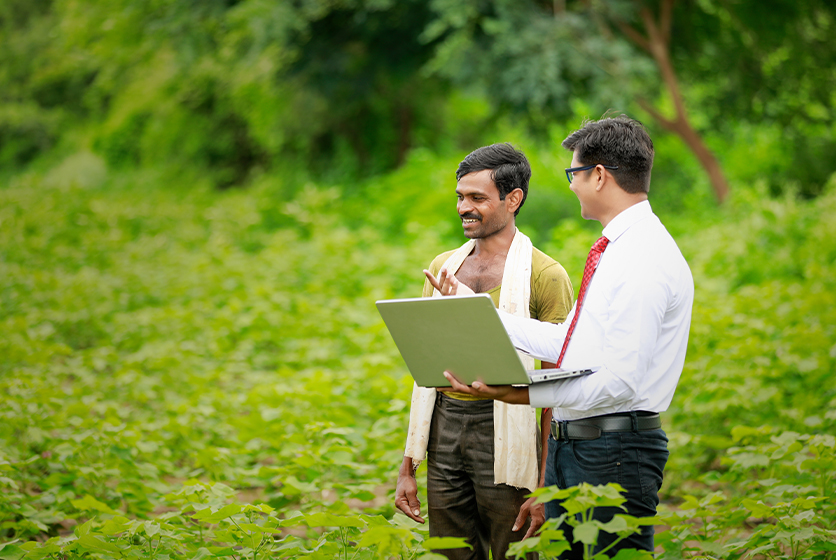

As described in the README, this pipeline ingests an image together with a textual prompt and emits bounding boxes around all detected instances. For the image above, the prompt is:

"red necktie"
[556,236,609,367]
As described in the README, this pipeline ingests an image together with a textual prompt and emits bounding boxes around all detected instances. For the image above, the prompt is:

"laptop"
[376,293,599,388]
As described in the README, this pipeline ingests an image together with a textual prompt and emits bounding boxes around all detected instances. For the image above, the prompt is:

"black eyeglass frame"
[565,164,619,183]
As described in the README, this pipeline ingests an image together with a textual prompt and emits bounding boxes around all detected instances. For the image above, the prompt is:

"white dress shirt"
[500,201,694,421]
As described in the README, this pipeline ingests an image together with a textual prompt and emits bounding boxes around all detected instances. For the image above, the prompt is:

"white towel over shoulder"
[403,229,539,491]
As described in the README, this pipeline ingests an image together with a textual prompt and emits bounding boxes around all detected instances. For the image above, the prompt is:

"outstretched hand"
[424,268,474,296]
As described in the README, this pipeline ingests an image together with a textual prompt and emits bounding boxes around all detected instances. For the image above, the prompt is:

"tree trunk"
[619,0,730,203]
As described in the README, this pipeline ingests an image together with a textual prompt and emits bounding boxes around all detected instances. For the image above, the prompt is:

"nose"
[458,198,473,215]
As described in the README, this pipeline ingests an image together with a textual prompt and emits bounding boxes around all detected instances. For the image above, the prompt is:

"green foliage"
[1,157,835,557]
[422,0,836,195]
[3,0,834,196]
[509,483,655,560]
[0,0,461,186]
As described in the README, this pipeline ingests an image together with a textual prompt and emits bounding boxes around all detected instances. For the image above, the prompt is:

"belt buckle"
[551,420,604,441]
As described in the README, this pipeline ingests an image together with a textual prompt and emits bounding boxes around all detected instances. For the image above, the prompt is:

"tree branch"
[637,98,676,131]
[660,0,674,48]
[640,6,687,124]
[618,21,651,53]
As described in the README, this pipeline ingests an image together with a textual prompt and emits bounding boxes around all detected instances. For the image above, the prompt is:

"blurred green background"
[2,1,835,557]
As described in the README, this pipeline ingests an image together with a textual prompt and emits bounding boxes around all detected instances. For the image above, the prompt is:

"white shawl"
[403,229,539,491]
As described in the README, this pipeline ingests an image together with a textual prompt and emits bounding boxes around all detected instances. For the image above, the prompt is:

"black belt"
[550,412,661,441]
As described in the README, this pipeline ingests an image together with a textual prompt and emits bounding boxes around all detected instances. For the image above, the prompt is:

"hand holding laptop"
[439,370,531,405]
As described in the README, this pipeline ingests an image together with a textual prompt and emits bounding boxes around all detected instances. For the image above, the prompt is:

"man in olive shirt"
[395,144,573,560]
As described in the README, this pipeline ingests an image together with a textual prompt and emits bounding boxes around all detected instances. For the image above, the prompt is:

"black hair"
[561,115,654,194]
[455,143,531,216]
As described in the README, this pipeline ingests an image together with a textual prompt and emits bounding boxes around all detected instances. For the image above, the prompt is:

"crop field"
[1,167,835,558]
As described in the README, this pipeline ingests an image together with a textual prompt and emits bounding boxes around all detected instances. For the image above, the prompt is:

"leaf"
[0,541,20,551]
[697,540,726,554]
[71,495,120,515]
[236,523,274,534]
[77,534,123,553]
[573,521,599,545]
[243,503,274,514]
[284,511,362,529]
[422,537,472,550]
[730,425,769,442]
[356,525,414,549]
[144,521,161,537]
[741,499,773,518]
[74,518,96,537]
[0,548,26,560]
[359,514,391,527]
[812,540,836,552]
[100,516,132,535]
[609,548,655,560]
[192,504,243,522]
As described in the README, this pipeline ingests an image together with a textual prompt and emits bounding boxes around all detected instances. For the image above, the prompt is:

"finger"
[443,371,473,393]
[523,520,540,539]
[407,495,424,523]
[438,269,453,295]
[512,502,529,532]
[524,504,545,539]
[395,496,425,523]
[470,380,498,397]
[396,502,424,523]
[423,270,442,292]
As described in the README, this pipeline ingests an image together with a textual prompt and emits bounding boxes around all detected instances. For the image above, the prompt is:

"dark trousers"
[426,393,536,560]
[544,423,669,558]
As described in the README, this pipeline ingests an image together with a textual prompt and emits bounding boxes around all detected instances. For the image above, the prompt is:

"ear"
[504,188,524,213]
[594,165,607,192]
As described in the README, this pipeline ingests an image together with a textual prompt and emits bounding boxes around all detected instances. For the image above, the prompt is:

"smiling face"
[456,169,517,239]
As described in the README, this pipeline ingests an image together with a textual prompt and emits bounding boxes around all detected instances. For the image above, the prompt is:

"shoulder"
[610,217,693,297]
[531,247,571,284]
[529,246,574,323]
[622,216,690,272]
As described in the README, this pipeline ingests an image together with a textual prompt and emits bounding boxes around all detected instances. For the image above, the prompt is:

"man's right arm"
[395,254,451,524]
[395,456,425,523]
[499,311,570,364]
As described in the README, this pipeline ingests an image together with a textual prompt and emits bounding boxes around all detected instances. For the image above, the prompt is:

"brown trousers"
[426,393,536,560]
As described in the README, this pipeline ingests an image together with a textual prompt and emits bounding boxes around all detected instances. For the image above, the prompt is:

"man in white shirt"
[430,116,694,556]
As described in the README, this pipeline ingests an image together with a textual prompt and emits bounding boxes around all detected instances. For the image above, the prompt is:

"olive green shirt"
[422,246,574,399]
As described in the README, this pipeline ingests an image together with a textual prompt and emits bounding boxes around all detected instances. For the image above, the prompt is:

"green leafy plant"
[509,483,655,560]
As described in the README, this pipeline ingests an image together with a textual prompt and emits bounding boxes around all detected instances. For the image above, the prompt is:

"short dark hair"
[456,143,531,216]
[561,116,654,194]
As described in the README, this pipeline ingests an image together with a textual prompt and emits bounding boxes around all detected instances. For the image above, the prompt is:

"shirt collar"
[602,200,653,243]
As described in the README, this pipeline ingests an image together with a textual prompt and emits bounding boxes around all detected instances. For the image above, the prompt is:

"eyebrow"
[456,188,488,197]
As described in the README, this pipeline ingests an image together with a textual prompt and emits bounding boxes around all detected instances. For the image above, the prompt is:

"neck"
[473,222,517,256]
[597,194,648,228]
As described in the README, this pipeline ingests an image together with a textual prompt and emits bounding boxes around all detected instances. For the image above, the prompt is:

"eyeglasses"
[565,164,619,183]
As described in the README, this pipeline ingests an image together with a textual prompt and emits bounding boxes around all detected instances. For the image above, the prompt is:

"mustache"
[460,213,481,221]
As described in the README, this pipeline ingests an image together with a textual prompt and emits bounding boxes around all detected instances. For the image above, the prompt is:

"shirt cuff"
[528,381,558,409]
